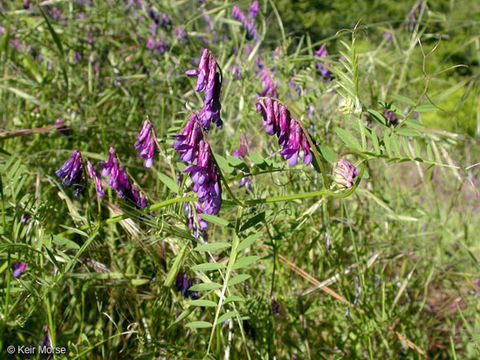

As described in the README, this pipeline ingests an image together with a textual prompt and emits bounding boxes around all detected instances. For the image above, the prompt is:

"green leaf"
[335,128,362,151]
[232,256,260,270]
[185,321,213,329]
[227,274,251,286]
[164,244,188,286]
[426,144,434,162]
[51,235,80,250]
[236,233,262,252]
[223,295,245,305]
[391,135,401,156]
[368,109,387,126]
[226,155,250,172]
[214,154,235,175]
[391,94,416,106]
[191,263,226,271]
[189,282,223,291]
[216,311,238,324]
[404,120,424,130]
[194,243,231,252]
[239,212,265,232]
[199,214,230,227]
[318,145,337,164]
[188,300,217,307]
[413,139,422,159]
[401,137,412,158]
[249,152,265,166]
[415,104,437,113]
[157,172,179,193]
[0,86,40,106]
[370,131,380,154]
[383,133,391,156]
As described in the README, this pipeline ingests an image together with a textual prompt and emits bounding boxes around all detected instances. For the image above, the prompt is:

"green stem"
[56,164,365,237]
[57,196,198,237]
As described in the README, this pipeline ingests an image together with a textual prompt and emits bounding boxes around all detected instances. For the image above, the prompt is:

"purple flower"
[258,67,277,98]
[384,109,398,127]
[175,272,200,300]
[233,133,248,159]
[159,13,173,30]
[183,141,222,216]
[74,51,82,64]
[333,159,360,189]
[56,150,85,196]
[248,1,260,18]
[256,98,313,166]
[183,201,208,239]
[12,263,27,278]
[86,161,104,199]
[173,113,201,163]
[186,49,209,92]
[54,118,72,137]
[99,148,147,208]
[314,44,331,81]
[470,280,480,298]
[21,214,29,225]
[230,65,241,80]
[186,50,223,130]
[146,36,155,50]
[40,326,52,350]
[271,296,280,316]
[174,27,188,43]
[231,5,258,42]
[134,119,155,168]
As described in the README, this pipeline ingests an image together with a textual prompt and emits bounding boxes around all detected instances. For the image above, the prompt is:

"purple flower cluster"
[12,263,27,278]
[135,119,155,168]
[173,113,201,163]
[186,49,222,130]
[314,44,331,81]
[384,109,398,127]
[184,141,222,216]
[56,150,85,197]
[256,98,313,166]
[175,272,200,300]
[258,67,278,98]
[248,1,260,18]
[333,159,360,189]
[99,148,147,208]
[231,5,258,42]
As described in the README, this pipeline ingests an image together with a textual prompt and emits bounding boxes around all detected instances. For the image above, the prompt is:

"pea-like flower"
[12,263,27,278]
[258,67,278,98]
[256,98,313,166]
[248,1,260,18]
[314,44,331,81]
[134,119,156,168]
[333,159,360,189]
[183,141,222,216]
[231,5,259,42]
[99,148,147,208]
[186,50,223,130]
[173,113,201,164]
[56,150,85,197]
[175,272,200,300]
[86,161,104,199]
